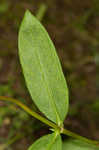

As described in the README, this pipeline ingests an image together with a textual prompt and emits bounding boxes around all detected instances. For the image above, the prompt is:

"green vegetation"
[0,0,99,149]
[0,10,98,150]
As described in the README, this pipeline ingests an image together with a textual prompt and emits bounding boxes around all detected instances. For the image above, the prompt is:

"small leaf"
[28,133,62,150]
[63,139,99,150]
[18,10,69,125]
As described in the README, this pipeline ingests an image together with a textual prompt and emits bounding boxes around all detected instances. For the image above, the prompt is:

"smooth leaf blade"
[63,139,99,150]
[18,10,69,125]
[28,133,62,150]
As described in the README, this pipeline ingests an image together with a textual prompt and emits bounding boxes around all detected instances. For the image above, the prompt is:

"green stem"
[5,134,24,147]
[0,96,59,130]
[62,128,99,146]
[36,3,47,21]
[0,96,99,146]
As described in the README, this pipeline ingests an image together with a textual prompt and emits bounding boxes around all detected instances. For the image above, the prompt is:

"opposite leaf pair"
[18,10,98,150]
[19,10,68,150]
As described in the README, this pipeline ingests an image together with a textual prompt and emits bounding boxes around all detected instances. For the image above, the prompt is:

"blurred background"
[0,0,99,149]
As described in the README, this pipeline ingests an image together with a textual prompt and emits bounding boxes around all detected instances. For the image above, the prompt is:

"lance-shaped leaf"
[63,139,99,150]
[28,133,62,150]
[18,10,69,125]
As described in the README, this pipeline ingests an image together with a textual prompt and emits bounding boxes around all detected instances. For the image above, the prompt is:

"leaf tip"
[24,9,31,17]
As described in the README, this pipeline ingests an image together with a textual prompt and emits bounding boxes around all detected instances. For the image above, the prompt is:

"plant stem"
[36,3,47,21]
[0,96,99,146]
[0,96,59,130]
[5,134,24,147]
[62,128,99,146]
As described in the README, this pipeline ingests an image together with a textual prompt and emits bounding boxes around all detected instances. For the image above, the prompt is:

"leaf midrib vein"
[35,45,61,124]
[47,133,58,150]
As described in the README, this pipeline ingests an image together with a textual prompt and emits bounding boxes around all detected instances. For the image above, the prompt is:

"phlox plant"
[0,10,99,150]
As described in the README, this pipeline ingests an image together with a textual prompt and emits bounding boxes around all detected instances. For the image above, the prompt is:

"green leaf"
[18,10,69,125]
[28,133,62,150]
[63,139,99,150]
